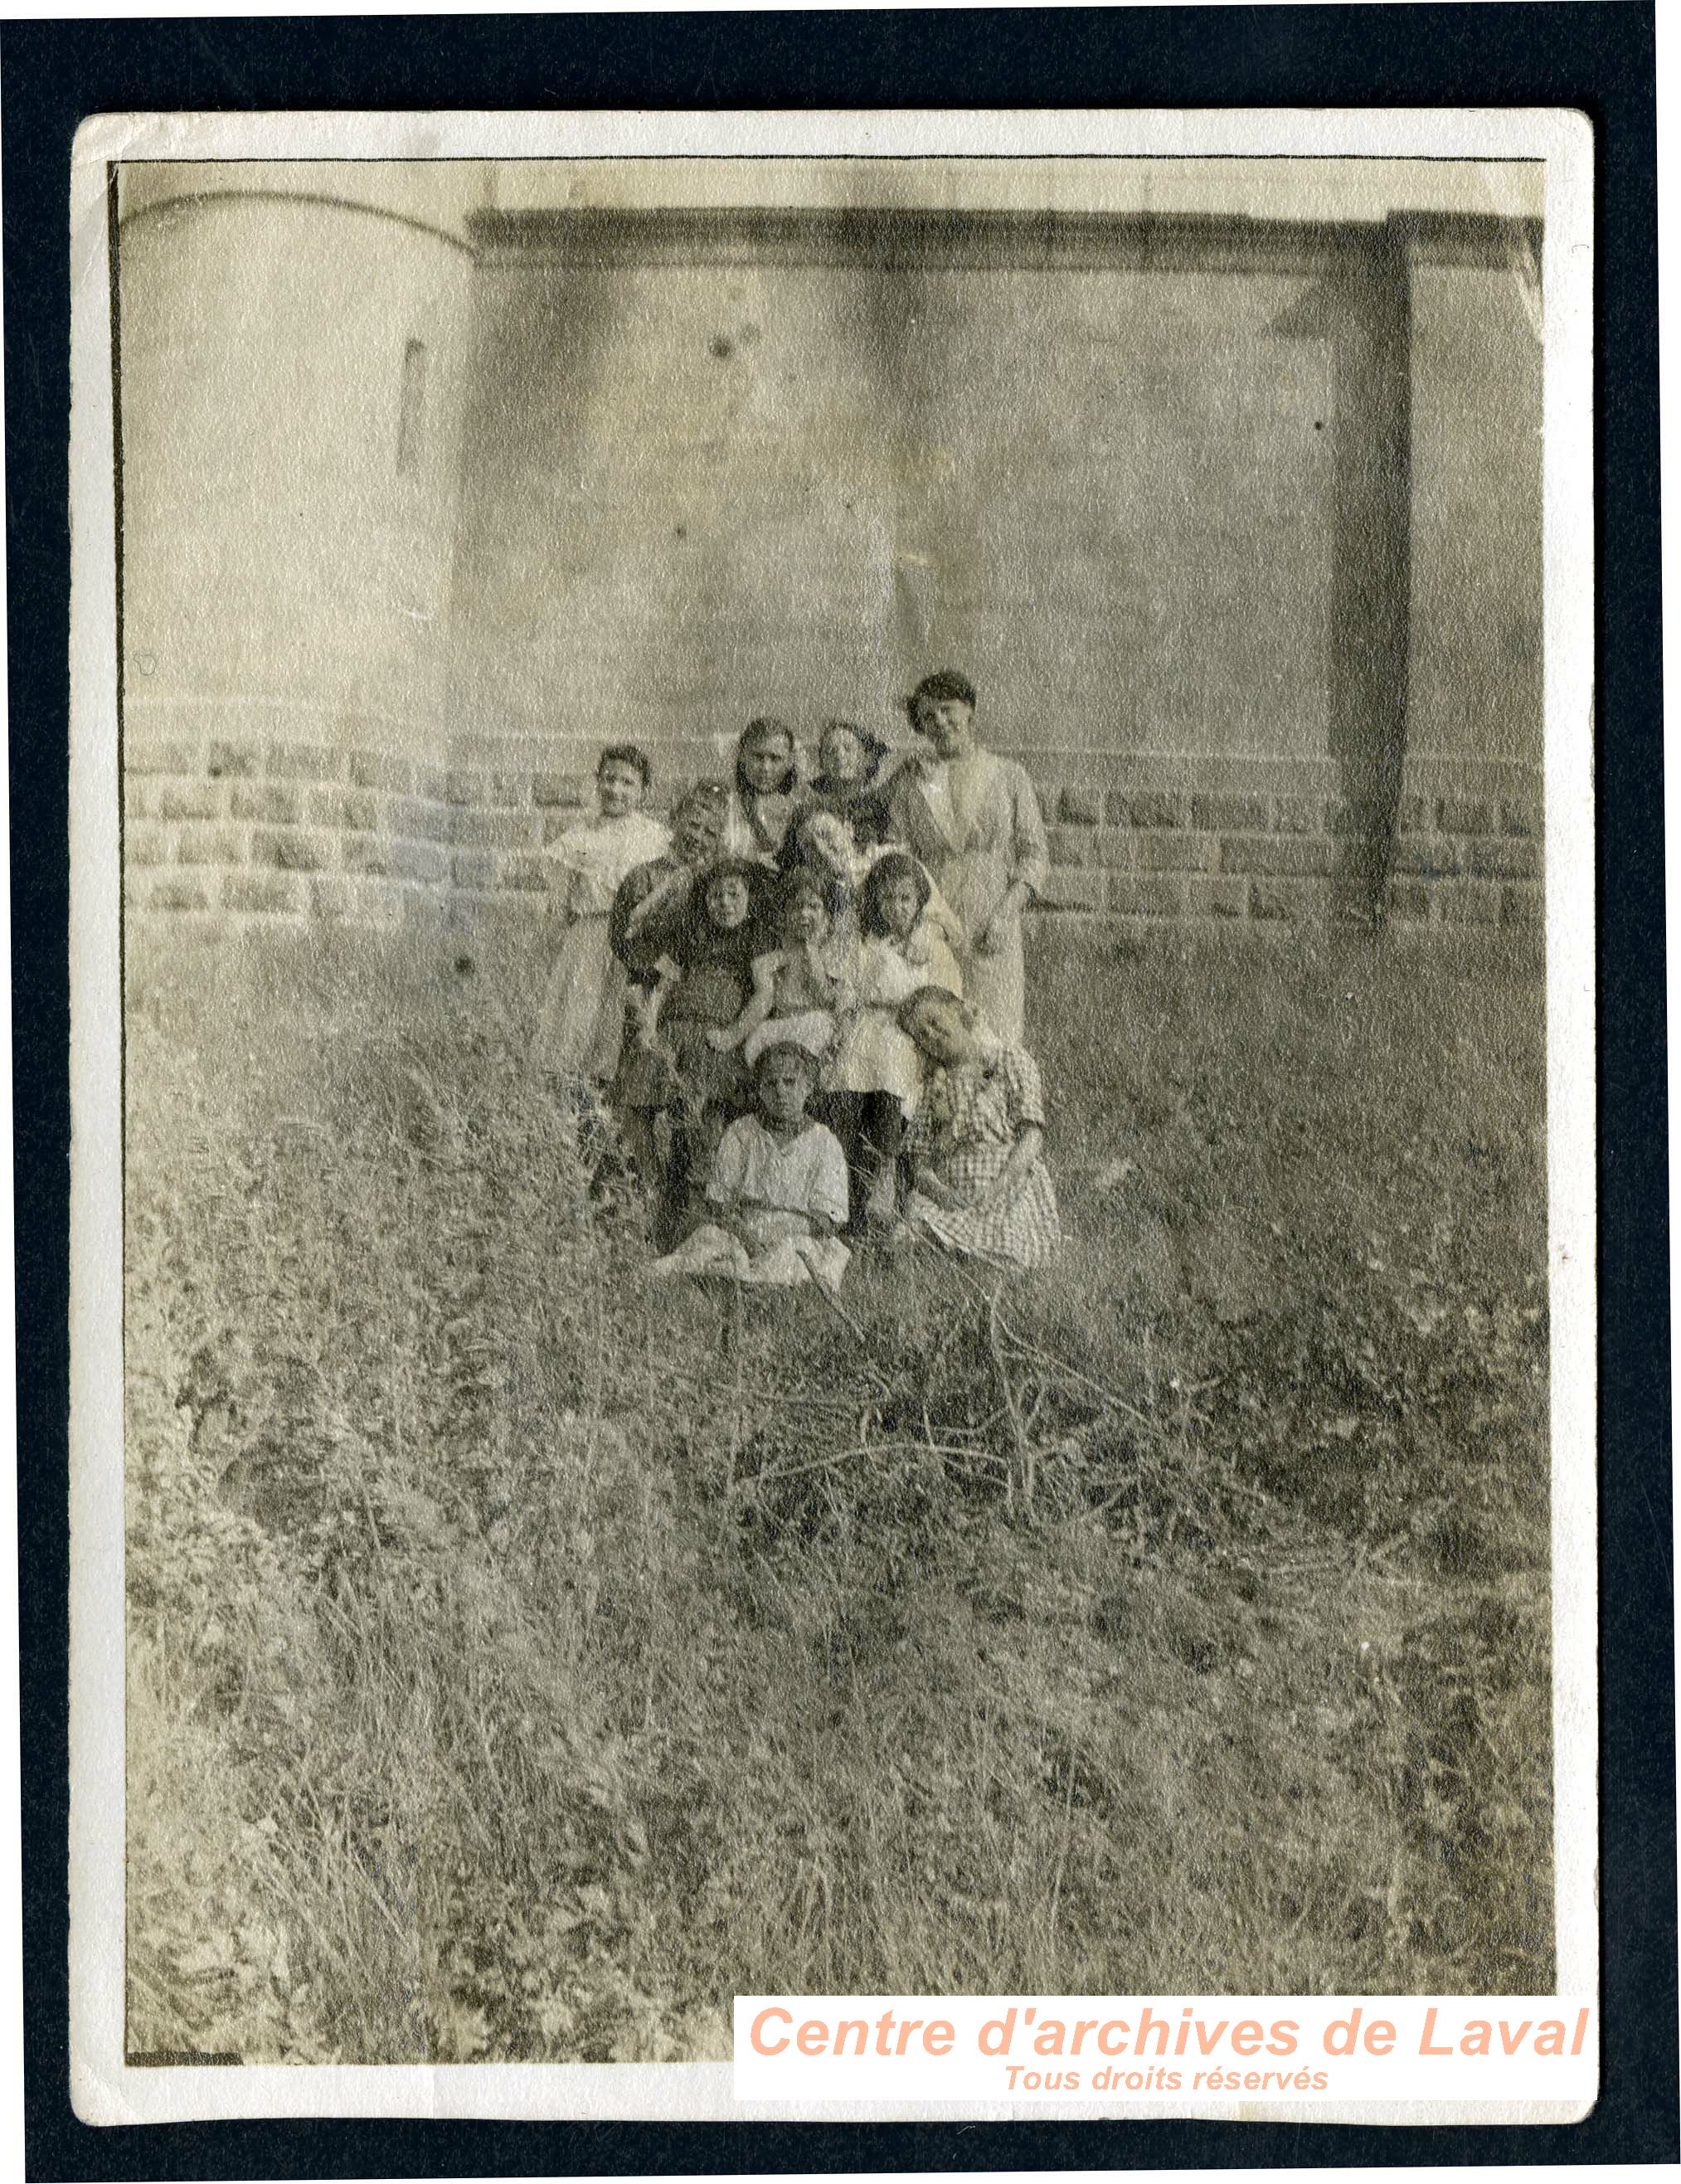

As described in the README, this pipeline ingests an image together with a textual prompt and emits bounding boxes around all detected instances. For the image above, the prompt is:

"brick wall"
[124,735,589,936]
[124,732,1542,940]
[1028,753,1543,933]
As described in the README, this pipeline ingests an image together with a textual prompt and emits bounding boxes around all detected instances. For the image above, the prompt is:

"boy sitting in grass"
[649,1023,851,1291]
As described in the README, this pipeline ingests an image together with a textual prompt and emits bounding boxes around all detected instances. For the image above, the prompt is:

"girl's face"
[741,734,793,794]
[906,994,980,1068]
[755,1049,814,1128]
[673,803,724,866]
[596,758,645,818]
[799,813,852,869]
[785,890,829,946]
[877,873,924,941]
[706,873,751,930]
[819,726,868,785]
[914,697,975,760]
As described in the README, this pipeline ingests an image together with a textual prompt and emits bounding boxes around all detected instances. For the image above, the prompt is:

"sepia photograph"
[68,110,1594,2117]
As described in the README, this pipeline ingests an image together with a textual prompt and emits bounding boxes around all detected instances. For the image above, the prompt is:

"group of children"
[534,715,1062,1291]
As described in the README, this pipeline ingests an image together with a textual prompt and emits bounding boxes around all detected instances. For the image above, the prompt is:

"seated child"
[649,1029,851,1291]
[708,866,855,1068]
[776,807,868,952]
[857,849,962,996]
[623,855,770,1243]
[779,805,966,964]
[823,851,963,1230]
[896,985,1062,1269]
[607,781,730,1180]
[788,805,859,873]
[610,779,731,984]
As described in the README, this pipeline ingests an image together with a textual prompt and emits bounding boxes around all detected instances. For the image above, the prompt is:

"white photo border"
[67,103,1596,2128]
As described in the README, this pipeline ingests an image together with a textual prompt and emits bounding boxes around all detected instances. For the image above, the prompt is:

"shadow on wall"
[441,205,1535,886]
[1271,239,1410,924]
[822,169,978,675]
[445,261,627,727]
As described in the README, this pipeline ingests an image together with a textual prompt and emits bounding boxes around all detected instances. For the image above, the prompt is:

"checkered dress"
[903,1043,1062,1267]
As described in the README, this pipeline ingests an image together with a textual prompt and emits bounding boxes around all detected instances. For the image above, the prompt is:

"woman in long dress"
[884,669,1049,1044]
[532,744,670,1087]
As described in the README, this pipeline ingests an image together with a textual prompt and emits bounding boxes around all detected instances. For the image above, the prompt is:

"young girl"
[896,985,1062,1268]
[532,744,669,1085]
[804,718,899,849]
[709,866,855,1068]
[606,781,729,1180]
[721,716,804,863]
[780,805,862,889]
[858,849,963,996]
[649,1031,851,1291]
[610,779,730,985]
[776,806,870,953]
[625,856,771,1243]
[779,807,966,965]
[823,854,960,1230]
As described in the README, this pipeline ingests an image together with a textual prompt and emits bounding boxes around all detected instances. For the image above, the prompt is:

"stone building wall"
[117,167,1544,945]
[124,733,1540,937]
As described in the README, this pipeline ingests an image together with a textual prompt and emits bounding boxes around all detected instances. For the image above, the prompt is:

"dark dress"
[610,853,697,987]
[794,757,899,854]
[611,868,776,1242]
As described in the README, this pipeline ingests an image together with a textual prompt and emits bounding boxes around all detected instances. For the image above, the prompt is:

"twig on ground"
[987,1288,1032,1510]
[1045,1740,1079,1947]
[757,1437,989,1486]
[724,1282,744,1510]
[808,1274,894,1394]
[659,1362,863,1417]
[995,1313,1166,1437]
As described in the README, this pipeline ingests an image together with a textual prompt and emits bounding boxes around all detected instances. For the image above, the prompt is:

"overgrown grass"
[124,917,1552,2062]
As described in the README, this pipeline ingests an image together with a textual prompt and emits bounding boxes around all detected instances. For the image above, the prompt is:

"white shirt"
[707,1115,849,1228]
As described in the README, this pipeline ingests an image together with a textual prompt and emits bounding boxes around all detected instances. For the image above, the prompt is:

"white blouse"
[707,1116,849,1228]
[543,812,671,916]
